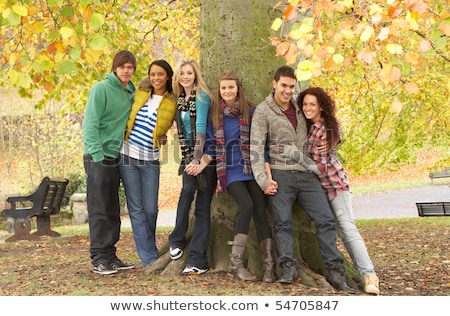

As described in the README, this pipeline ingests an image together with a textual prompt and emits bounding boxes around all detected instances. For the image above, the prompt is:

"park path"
[135,183,450,228]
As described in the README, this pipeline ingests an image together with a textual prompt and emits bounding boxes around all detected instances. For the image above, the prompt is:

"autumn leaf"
[360,25,374,42]
[283,4,297,20]
[404,82,419,93]
[438,23,450,36]
[405,0,429,14]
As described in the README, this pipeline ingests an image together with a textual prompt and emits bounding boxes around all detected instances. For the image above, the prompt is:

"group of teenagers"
[82,49,380,295]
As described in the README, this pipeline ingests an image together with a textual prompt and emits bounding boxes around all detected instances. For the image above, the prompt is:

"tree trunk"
[144,0,363,292]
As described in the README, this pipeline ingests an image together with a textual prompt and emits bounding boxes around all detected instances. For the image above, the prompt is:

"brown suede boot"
[228,234,257,281]
[260,238,277,283]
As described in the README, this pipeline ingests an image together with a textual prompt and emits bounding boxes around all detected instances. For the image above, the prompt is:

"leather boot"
[279,260,299,284]
[326,264,356,293]
[228,234,257,281]
[260,238,277,283]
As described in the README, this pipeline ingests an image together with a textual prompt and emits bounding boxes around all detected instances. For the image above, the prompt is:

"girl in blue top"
[205,71,276,282]
[168,58,217,275]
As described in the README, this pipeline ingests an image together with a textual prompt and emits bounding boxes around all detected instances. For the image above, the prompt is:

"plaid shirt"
[307,118,349,201]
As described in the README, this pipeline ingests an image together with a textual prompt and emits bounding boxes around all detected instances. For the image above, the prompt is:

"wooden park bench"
[2,177,69,242]
[429,167,450,184]
[416,202,450,217]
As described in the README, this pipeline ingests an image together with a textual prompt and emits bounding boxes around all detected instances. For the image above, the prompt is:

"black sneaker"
[111,259,135,270]
[93,262,118,275]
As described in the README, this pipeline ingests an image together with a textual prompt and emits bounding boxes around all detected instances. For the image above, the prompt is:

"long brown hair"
[210,70,254,128]
[297,87,341,147]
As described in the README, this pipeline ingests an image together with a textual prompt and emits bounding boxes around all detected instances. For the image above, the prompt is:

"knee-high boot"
[260,238,277,283]
[228,233,257,281]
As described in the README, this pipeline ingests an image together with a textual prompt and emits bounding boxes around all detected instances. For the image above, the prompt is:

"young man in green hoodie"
[82,50,137,275]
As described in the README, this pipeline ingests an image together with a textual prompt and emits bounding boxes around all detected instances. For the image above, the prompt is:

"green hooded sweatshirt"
[82,72,136,163]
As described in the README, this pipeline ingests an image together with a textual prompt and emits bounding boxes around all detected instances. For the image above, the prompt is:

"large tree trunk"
[144,0,363,292]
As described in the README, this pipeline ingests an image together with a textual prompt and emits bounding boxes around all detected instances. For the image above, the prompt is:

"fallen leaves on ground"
[0,218,449,296]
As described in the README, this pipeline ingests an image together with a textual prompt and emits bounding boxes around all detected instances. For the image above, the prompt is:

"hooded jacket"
[82,71,136,162]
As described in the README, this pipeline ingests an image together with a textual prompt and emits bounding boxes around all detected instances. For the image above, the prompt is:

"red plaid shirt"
[307,118,349,201]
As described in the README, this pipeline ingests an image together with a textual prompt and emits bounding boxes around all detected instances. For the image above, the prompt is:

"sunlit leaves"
[12,4,28,16]
[88,34,108,51]
[386,44,403,55]
[296,60,315,81]
[57,60,76,75]
[360,25,374,42]
[88,12,104,30]
[60,27,74,39]
[271,0,448,95]
[0,0,200,110]
[271,18,283,31]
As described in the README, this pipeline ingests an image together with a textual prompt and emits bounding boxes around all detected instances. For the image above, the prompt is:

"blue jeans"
[330,191,376,276]
[83,154,121,266]
[119,154,159,266]
[269,169,343,269]
[169,163,217,269]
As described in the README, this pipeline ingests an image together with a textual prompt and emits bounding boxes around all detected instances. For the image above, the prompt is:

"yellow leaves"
[296,60,315,82]
[386,43,403,55]
[360,25,374,42]
[271,18,282,31]
[404,53,420,65]
[369,4,383,16]
[406,11,419,30]
[60,27,74,40]
[82,5,94,21]
[89,12,104,30]
[12,4,28,16]
[332,54,344,65]
[32,21,45,34]
[2,8,10,19]
[377,27,390,41]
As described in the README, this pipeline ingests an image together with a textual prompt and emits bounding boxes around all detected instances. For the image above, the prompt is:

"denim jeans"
[169,163,217,269]
[330,191,376,276]
[269,169,343,269]
[83,154,121,266]
[119,154,159,266]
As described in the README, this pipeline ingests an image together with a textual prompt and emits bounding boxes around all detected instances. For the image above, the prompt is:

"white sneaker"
[182,265,208,275]
[364,274,380,295]
[170,247,183,260]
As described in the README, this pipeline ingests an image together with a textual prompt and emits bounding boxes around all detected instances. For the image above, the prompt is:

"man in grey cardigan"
[250,66,354,293]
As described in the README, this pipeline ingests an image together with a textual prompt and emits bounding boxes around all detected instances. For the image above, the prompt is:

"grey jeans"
[269,169,343,269]
[330,191,376,276]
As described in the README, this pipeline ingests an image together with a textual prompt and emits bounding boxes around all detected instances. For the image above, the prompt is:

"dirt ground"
[0,216,449,296]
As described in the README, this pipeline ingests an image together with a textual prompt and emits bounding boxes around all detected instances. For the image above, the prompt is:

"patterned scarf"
[175,89,197,175]
[214,100,251,193]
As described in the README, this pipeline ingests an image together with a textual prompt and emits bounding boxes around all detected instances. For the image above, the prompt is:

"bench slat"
[416,202,450,217]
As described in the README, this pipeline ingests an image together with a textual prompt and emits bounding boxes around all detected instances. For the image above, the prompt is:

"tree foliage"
[271,0,450,173]
[0,0,200,111]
